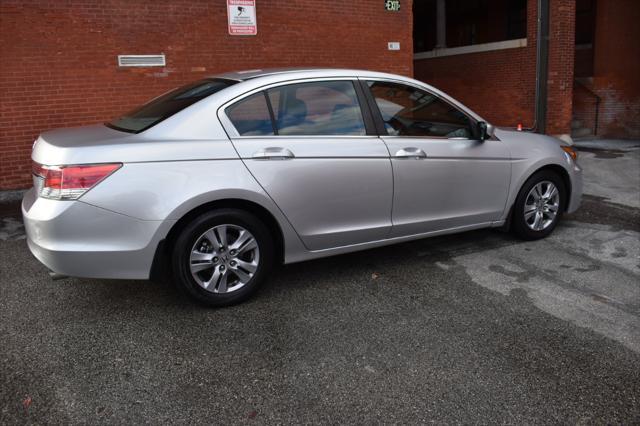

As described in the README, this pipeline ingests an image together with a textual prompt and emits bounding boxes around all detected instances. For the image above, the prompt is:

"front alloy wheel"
[512,170,566,240]
[523,181,560,231]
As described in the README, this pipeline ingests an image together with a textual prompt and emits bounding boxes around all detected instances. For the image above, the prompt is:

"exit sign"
[385,0,400,11]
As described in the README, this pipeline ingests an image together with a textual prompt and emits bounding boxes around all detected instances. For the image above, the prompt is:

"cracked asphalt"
[1,140,639,424]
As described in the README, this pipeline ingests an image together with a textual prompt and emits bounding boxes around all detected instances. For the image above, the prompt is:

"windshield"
[107,78,237,133]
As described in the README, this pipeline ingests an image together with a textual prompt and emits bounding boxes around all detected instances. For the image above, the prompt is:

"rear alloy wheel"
[512,170,566,240]
[172,209,274,307]
[189,224,260,294]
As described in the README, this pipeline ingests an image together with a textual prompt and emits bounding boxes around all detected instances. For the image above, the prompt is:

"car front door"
[362,79,511,237]
[220,79,393,251]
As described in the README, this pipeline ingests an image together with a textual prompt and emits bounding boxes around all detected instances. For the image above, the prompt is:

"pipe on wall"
[531,0,550,133]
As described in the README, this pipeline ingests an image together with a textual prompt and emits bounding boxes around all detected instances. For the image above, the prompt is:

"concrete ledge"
[554,134,574,146]
[414,38,527,60]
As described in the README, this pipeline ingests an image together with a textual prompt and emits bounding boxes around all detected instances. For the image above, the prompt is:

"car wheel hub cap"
[189,224,260,294]
[524,181,560,231]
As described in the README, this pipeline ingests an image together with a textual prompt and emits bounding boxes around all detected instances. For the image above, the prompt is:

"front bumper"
[22,188,174,279]
[566,160,583,214]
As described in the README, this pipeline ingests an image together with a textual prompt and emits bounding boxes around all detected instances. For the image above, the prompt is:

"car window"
[266,81,366,136]
[226,93,275,136]
[366,81,472,138]
[108,79,236,133]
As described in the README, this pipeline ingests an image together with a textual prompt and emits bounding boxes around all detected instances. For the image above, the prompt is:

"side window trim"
[219,77,381,139]
[263,78,378,137]
[263,91,279,135]
[359,78,479,140]
[357,79,388,136]
[266,79,371,137]
[351,80,379,136]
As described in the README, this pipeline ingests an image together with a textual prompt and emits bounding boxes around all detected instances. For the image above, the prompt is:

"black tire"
[171,208,274,307]
[511,170,566,240]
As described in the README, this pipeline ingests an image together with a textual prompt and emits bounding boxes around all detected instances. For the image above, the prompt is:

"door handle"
[252,147,295,160]
[395,147,427,159]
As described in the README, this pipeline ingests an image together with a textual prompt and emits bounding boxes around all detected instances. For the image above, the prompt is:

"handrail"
[574,79,601,135]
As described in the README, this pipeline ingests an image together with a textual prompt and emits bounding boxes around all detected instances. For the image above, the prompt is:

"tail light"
[32,162,122,200]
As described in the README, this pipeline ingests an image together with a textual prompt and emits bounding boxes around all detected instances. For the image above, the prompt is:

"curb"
[0,189,27,203]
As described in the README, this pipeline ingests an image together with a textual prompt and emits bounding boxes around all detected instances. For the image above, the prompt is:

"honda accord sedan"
[22,68,582,306]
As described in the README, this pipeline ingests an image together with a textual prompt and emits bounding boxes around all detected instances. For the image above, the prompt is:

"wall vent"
[117,54,166,67]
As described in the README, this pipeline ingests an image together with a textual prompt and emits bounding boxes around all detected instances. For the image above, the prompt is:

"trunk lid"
[32,125,135,165]
[31,124,238,165]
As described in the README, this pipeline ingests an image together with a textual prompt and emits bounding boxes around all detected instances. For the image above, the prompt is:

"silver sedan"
[22,68,582,306]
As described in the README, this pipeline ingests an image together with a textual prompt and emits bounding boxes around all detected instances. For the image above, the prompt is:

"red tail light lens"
[32,162,122,200]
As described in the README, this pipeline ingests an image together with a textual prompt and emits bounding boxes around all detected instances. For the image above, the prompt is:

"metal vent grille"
[117,54,166,67]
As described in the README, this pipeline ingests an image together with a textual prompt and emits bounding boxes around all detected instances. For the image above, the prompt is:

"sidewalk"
[573,139,640,208]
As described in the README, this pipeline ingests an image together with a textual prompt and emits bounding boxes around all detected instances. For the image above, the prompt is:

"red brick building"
[573,0,640,138]
[0,0,414,190]
[414,0,574,136]
[414,0,640,139]
[0,0,638,191]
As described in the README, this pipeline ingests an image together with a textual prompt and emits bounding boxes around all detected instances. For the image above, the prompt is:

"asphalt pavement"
[1,140,639,424]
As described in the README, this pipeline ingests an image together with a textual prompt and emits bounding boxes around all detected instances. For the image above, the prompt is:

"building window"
[414,0,527,53]
[413,1,438,53]
[574,0,596,77]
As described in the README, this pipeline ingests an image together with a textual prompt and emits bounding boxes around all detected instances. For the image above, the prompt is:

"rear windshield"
[107,78,237,133]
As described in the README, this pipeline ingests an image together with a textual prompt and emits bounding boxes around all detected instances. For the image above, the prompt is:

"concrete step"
[571,119,583,130]
[571,127,594,138]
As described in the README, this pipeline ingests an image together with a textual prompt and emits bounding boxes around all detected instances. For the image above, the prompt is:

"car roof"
[212,67,406,82]
[142,67,487,139]
[207,68,485,123]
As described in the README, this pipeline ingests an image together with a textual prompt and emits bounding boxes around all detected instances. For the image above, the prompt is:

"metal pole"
[534,0,550,134]
[594,97,600,135]
[436,0,446,48]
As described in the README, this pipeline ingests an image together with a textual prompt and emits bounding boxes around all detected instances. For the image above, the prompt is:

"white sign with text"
[227,0,257,36]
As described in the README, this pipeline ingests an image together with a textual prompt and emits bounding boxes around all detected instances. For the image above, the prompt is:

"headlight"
[561,145,578,161]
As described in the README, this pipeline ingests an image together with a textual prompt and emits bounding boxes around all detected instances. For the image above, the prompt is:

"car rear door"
[219,78,393,251]
[361,79,511,237]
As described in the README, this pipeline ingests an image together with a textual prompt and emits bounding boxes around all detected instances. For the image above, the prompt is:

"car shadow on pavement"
[55,228,520,312]
[2,220,639,424]
[266,228,519,293]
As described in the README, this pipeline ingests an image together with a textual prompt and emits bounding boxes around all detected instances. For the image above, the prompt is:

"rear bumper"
[22,188,174,279]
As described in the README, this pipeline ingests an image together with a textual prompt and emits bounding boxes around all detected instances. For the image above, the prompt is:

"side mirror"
[476,121,493,141]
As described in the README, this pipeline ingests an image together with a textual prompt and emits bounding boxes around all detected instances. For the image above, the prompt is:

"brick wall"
[414,0,575,136]
[545,0,575,135]
[573,81,599,133]
[585,0,640,138]
[0,0,414,190]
